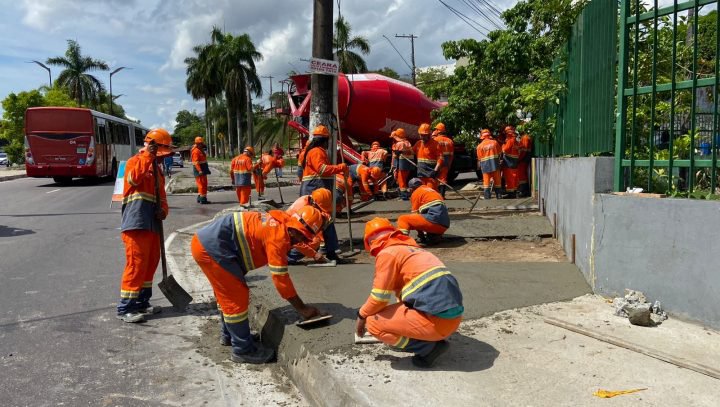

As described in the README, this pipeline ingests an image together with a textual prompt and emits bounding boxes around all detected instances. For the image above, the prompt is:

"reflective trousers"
[235,186,251,204]
[253,173,265,194]
[195,175,208,197]
[482,171,501,190]
[118,229,160,314]
[397,214,448,236]
[366,303,461,356]
[191,235,254,355]
[503,167,518,193]
[395,170,410,198]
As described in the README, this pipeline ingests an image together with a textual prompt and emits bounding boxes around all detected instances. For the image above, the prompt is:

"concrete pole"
[309,0,334,140]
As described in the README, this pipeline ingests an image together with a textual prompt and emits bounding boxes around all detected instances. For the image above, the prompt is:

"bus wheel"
[53,176,72,185]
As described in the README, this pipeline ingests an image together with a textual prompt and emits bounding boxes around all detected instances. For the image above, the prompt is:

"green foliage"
[173,110,205,146]
[333,16,370,74]
[369,67,400,79]
[46,39,109,107]
[416,67,448,100]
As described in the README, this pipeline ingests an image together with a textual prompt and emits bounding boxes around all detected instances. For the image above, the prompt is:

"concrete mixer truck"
[284,73,476,181]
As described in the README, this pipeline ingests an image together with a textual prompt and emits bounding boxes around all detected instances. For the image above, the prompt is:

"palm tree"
[185,42,222,156]
[333,16,371,74]
[255,115,289,154]
[46,40,109,107]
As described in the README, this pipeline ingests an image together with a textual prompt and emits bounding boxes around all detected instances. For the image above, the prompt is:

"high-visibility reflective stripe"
[417,158,437,165]
[223,310,248,324]
[268,264,288,275]
[419,200,445,213]
[122,192,156,205]
[142,281,153,288]
[319,164,327,175]
[370,288,393,302]
[505,154,519,159]
[233,213,255,272]
[399,228,409,235]
[126,171,138,186]
[401,266,451,299]
[393,336,410,348]
[120,289,140,299]
[302,175,334,181]
[480,155,499,161]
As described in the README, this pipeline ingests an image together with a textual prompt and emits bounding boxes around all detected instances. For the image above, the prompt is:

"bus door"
[96,118,111,176]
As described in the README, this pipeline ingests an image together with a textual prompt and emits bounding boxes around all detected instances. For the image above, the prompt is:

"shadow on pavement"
[0,225,35,237]
[378,333,500,372]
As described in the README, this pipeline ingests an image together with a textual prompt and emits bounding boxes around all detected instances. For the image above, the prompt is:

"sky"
[0,0,516,130]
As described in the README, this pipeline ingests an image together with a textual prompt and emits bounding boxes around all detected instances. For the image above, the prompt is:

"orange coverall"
[397,185,450,236]
[191,145,209,200]
[230,153,253,204]
[349,164,380,201]
[434,134,454,187]
[360,233,464,356]
[391,139,413,198]
[286,195,330,261]
[502,136,520,194]
[191,210,299,355]
[413,138,444,190]
[517,133,533,193]
[476,138,502,190]
[299,146,346,196]
[335,174,352,214]
[253,153,277,196]
[118,149,168,315]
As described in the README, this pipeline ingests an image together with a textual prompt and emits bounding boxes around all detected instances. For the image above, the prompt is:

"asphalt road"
[0,169,305,406]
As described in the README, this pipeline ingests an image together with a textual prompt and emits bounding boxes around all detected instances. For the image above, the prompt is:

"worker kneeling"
[357,218,464,368]
[191,206,326,364]
[397,178,450,245]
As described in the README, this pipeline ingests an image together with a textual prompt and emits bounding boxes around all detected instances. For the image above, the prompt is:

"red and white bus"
[24,107,148,183]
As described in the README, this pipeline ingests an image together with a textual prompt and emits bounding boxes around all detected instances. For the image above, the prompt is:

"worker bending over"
[397,178,450,245]
[433,123,454,198]
[501,126,520,198]
[390,128,413,200]
[364,141,388,169]
[348,163,383,201]
[357,218,464,368]
[191,206,326,364]
[335,174,352,214]
[230,146,254,205]
[476,129,502,200]
[117,128,173,323]
[191,136,211,204]
[286,188,333,264]
[413,123,443,190]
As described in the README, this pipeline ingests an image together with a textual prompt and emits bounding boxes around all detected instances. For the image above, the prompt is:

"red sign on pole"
[309,58,339,75]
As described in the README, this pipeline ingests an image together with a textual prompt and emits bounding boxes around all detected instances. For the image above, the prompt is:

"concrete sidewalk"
[0,168,26,182]
[166,212,720,406]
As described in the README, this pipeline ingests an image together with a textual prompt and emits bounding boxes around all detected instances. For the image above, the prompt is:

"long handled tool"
[153,161,193,311]
[468,178,494,214]
[274,168,285,204]
[404,158,476,205]
[333,116,359,256]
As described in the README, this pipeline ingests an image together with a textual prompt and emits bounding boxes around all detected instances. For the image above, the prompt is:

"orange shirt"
[413,138,444,177]
[410,185,445,213]
[191,146,208,175]
[502,137,520,168]
[518,134,533,161]
[121,149,168,232]
[230,154,253,186]
[301,147,345,181]
[434,135,454,168]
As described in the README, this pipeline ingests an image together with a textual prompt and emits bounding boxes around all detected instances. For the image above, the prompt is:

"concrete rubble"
[613,289,668,326]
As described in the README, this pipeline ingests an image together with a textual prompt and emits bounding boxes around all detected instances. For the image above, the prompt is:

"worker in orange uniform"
[389,128,414,200]
[517,130,533,197]
[348,163,383,201]
[501,126,520,198]
[433,123,454,198]
[191,206,327,364]
[335,174,352,214]
[365,141,388,169]
[117,128,173,323]
[191,137,211,204]
[299,124,349,262]
[253,150,276,197]
[286,188,333,264]
[412,123,444,190]
[356,218,464,368]
[397,178,450,245]
[476,129,502,200]
[230,146,254,205]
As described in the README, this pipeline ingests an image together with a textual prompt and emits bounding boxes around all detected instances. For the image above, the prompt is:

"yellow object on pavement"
[593,388,647,398]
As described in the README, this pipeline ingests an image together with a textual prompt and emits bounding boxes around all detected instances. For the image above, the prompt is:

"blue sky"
[0,0,515,130]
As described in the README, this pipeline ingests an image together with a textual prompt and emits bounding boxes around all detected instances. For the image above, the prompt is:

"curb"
[164,219,369,407]
[0,174,27,182]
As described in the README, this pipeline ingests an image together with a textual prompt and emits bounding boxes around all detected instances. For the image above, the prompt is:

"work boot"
[200,197,211,204]
[116,312,146,323]
[416,231,428,245]
[483,188,492,200]
[411,340,450,368]
[138,305,162,315]
[222,332,260,346]
[230,343,276,364]
[196,195,201,203]
[426,233,443,246]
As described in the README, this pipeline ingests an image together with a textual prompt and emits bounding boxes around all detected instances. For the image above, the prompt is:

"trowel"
[306,260,337,268]
[354,332,381,344]
[296,314,333,328]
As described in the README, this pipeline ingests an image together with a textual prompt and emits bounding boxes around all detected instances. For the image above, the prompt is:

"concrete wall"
[537,157,720,329]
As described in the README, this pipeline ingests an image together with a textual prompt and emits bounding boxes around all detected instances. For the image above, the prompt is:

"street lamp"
[28,60,52,87]
[109,66,128,117]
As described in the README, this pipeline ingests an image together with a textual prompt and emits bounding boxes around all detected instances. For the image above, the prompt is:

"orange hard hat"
[194,136,205,144]
[390,128,406,139]
[480,129,491,139]
[144,128,173,157]
[504,126,515,134]
[312,125,330,138]
[244,146,255,155]
[310,188,333,214]
[364,217,396,253]
[369,167,382,180]
[288,206,324,241]
[418,123,432,135]
[432,129,439,137]
[434,122,446,133]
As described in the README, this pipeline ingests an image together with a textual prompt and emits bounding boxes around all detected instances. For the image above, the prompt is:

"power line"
[437,0,490,35]
[382,35,413,72]
[460,0,503,30]
[475,0,504,17]
[395,34,418,86]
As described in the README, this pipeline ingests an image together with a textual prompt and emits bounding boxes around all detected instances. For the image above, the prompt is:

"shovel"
[153,161,193,311]
[274,169,285,204]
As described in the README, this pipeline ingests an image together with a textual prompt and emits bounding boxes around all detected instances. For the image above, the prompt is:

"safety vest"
[392,139,414,171]
[413,138,443,178]
[434,135,454,168]
[191,146,210,177]
[231,154,253,186]
[502,137,520,169]
[477,138,501,174]
[411,186,450,228]
[121,150,168,233]
[367,148,387,169]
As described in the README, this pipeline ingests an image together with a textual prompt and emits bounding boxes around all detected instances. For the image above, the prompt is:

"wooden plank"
[544,317,720,381]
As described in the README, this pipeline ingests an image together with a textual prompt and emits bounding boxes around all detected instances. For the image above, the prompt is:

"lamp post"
[29,61,52,87]
[109,67,127,117]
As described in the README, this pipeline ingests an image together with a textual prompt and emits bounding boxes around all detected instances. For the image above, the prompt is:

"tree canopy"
[173,110,205,146]
[46,40,109,108]
[333,16,371,74]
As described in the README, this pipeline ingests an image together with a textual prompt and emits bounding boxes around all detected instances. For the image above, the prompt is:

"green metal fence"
[615,0,720,195]
[535,0,617,157]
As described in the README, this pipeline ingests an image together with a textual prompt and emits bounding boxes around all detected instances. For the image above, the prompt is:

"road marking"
[46,188,61,194]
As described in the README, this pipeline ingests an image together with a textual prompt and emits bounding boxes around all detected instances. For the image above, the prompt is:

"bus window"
[134,128,144,147]
[98,125,107,143]
[119,124,130,145]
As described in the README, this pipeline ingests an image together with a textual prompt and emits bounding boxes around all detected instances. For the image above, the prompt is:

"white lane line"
[46,188,61,194]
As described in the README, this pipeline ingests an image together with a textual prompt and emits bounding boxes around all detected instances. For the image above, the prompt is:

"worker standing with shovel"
[116,128,173,323]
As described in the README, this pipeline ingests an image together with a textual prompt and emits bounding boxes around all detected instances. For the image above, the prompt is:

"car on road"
[172,152,184,167]
[0,152,9,167]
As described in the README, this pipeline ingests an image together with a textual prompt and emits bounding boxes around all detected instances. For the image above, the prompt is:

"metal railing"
[615,0,720,195]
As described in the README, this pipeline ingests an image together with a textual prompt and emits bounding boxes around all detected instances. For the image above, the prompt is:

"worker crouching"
[397,178,450,245]
[191,206,326,364]
[357,218,464,368]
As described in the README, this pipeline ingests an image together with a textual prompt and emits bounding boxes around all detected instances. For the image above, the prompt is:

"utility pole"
[262,75,274,112]
[395,34,418,86]
[309,0,334,138]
